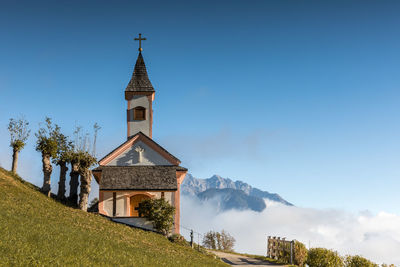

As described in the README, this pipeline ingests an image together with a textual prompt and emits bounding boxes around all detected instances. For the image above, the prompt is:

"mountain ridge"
[182,173,293,207]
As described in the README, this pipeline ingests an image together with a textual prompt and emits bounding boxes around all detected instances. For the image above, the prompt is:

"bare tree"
[202,230,235,252]
[219,230,235,252]
[203,231,217,250]
[8,117,30,174]
[92,123,101,157]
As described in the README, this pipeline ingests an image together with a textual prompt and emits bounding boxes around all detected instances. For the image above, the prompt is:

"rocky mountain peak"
[181,173,293,207]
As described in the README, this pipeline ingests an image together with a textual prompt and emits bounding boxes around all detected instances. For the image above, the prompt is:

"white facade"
[105,140,172,166]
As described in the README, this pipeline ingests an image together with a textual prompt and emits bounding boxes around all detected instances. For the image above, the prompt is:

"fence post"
[290,240,294,265]
[190,230,194,248]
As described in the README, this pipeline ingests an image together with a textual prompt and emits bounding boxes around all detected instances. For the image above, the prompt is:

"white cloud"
[180,196,400,265]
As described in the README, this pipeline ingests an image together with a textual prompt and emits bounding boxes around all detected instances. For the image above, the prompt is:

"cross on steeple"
[134,33,146,52]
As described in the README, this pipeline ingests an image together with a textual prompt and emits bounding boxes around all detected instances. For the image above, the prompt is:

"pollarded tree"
[70,124,100,211]
[53,132,73,200]
[35,117,60,197]
[68,151,80,205]
[68,126,84,206]
[78,151,97,211]
[8,117,30,174]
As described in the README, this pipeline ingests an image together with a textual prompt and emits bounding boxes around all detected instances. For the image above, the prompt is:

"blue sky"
[1,0,400,214]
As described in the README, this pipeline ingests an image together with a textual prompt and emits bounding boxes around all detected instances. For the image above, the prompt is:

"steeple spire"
[125,51,154,93]
[125,35,155,139]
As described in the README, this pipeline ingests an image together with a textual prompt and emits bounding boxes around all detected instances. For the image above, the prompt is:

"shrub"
[168,234,189,247]
[88,197,99,212]
[345,255,378,267]
[138,198,175,236]
[294,241,308,266]
[279,246,291,264]
[307,248,344,267]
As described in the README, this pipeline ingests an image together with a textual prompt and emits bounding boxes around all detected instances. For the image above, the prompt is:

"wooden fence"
[267,236,294,264]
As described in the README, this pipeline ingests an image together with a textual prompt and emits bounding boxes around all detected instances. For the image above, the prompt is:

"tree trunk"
[69,161,80,206]
[11,147,19,174]
[78,168,93,211]
[41,153,52,197]
[57,161,68,200]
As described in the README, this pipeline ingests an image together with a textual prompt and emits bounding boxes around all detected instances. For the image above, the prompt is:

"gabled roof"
[98,132,180,166]
[125,52,154,92]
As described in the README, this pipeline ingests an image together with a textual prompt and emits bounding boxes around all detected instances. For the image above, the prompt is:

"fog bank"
[181,196,400,265]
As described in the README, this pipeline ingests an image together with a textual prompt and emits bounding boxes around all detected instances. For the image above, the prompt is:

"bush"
[88,197,99,212]
[294,241,308,266]
[138,198,175,236]
[307,248,344,267]
[345,255,378,267]
[168,234,189,247]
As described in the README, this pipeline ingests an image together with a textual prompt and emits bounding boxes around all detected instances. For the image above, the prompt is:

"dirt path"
[210,251,286,266]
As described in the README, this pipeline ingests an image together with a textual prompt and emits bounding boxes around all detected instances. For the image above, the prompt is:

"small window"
[134,106,146,120]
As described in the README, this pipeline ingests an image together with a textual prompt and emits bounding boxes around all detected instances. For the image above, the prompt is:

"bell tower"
[125,34,155,139]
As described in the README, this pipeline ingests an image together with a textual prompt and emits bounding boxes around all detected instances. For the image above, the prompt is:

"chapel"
[92,35,187,234]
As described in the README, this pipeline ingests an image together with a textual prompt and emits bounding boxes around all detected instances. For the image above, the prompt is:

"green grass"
[0,168,228,267]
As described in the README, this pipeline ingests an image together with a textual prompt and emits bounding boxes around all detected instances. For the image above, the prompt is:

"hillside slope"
[0,168,227,267]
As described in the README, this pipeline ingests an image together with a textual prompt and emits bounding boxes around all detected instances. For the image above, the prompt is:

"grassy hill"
[0,168,227,266]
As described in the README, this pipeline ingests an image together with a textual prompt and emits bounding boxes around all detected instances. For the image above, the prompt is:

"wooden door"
[130,194,150,217]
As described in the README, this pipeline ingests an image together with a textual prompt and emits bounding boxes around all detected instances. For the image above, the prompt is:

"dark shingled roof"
[94,166,183,190]
[125,52,155,92]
